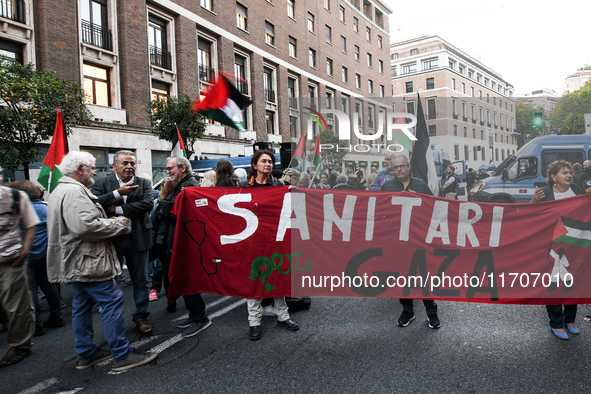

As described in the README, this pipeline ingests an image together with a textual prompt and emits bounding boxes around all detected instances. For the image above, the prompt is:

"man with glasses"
[380,153,441,329]
[370,152,399,190]
[91,150,154,336]
[159,156,211,338]
[579,160,591,191]
[47,152,157,371]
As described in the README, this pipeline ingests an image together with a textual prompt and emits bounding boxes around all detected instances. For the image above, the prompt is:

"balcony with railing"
[150,45,172,70]
[288,97,298,109]
[364,12,372,21]
[265,89,276,103]
[198,64,215,83]
[0,0,25,23]
[81,20,113,51]
[350,0,360,10]
[236,79,248,95]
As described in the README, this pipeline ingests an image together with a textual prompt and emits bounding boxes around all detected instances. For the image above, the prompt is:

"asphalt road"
[3,278,591,394]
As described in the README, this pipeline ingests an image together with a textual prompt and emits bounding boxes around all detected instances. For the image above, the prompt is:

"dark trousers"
[184,294,208,323]
[114,237,150,323]
[546,304,577,329]
[400,299,438,316]
[29,256,62,328]
[152,243,170,294]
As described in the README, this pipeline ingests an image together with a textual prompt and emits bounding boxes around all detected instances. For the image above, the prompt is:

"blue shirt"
[29,199,48,260]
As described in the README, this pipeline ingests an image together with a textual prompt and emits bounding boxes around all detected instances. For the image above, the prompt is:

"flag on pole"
[191,75,252,131]
[291,132,307,170]
[311,133,322,172]
[410,94,439,195]
[391,110,414,152]
[38,109,69,192]
[171,126,187,158]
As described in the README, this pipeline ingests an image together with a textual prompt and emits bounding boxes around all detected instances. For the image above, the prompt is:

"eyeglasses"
[165,166,176,171]
[392,165,409,171]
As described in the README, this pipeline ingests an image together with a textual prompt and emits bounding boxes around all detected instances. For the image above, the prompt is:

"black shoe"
[277,319,299,331]
[43,317,65,329]
[34,327,45,337]
[397,311,415,327]
[249,326,261,341]
[427,314,441,329]
[166,301,177,313]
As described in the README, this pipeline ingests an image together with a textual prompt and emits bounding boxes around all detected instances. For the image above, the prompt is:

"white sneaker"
[261,305,277,317]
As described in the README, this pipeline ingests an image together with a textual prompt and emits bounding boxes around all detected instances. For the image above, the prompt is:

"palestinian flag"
[553,217,591,248]
[291,131,307,170]
[392,109,413,152]
[191,75,252,131]
[311,133,322,172]
[171,126,187,158]
[38,109,69,192]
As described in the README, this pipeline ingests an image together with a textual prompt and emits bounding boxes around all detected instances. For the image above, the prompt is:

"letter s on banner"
[217,194,259,245]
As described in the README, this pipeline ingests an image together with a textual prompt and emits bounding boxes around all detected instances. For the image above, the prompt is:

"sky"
[385,0,591,96]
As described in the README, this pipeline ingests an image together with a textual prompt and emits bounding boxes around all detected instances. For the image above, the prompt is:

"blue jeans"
[29,257,62,328]
[114,237,150,323]
[546,304,577,329]
[72,280,132,360]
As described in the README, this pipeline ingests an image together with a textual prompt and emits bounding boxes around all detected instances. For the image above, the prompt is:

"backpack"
[286,297,312,312]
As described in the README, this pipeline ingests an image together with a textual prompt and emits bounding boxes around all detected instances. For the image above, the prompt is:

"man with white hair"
[47,151,157,372]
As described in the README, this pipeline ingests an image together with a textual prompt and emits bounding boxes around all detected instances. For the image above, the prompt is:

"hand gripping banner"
[168,187,591,305]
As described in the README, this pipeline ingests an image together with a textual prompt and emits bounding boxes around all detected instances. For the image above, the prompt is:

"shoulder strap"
[10,189,20,214]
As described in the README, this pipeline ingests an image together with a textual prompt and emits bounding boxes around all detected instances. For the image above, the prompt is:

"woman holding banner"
[531,160,584,340]
[239,150,299,340]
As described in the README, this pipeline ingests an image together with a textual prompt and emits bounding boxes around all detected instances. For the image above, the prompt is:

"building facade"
[390,35,518,171]
[564,69,591,94]
[1,0,392,182]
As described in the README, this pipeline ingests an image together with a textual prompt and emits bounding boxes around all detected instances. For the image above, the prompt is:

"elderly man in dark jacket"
[91,150,154,336]
[380,153,441,329]
[160,156,212,338]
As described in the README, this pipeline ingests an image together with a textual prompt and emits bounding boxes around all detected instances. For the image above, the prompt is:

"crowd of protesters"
[0,148,588,372]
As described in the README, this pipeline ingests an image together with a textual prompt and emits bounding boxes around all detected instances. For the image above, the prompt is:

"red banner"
[169,187,591,305]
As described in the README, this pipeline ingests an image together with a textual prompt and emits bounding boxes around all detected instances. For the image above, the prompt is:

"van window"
[541,151,584,177]
[508,156,537,180]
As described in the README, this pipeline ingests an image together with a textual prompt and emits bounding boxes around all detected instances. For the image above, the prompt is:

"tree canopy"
[308,128,350,174]
[515,102,544,147]
[0,60,91,176]
[549,81,591,134]
[150,94,207,159]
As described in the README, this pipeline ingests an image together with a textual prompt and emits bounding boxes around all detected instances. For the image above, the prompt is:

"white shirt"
[554,187,575,200]
[112,175,135,215]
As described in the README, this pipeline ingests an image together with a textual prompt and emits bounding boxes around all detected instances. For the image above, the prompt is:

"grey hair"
[113,150,136,165]
[167,156,193,175]
[336,174,348,184]
[234,168,247,182]
[59,151,96,175]
[299,173,310,183]
[392,153,410,165]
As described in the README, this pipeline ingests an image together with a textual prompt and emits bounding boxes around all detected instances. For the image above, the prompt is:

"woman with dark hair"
[8,180,63,336]
[215,159,240,187]
[311,172,331,189]
[531,159,584,340]
[240,150,283,187]
[238,150,299,340]
[150,179,178,311]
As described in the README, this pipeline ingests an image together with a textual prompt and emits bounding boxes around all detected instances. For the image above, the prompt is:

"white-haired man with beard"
[47,151,157,372]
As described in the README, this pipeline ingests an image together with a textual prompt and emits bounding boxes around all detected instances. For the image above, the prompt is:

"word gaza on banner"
[168,187,591,305]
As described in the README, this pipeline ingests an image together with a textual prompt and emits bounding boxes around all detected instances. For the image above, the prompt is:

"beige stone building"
[390,35,518,171]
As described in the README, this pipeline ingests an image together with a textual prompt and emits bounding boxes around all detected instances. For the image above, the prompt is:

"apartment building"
[1,0,391,182]
[390,35,518,170]
[564,69,591,94]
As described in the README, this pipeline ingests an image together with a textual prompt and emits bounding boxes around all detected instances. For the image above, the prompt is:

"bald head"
[583,160,591,169]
